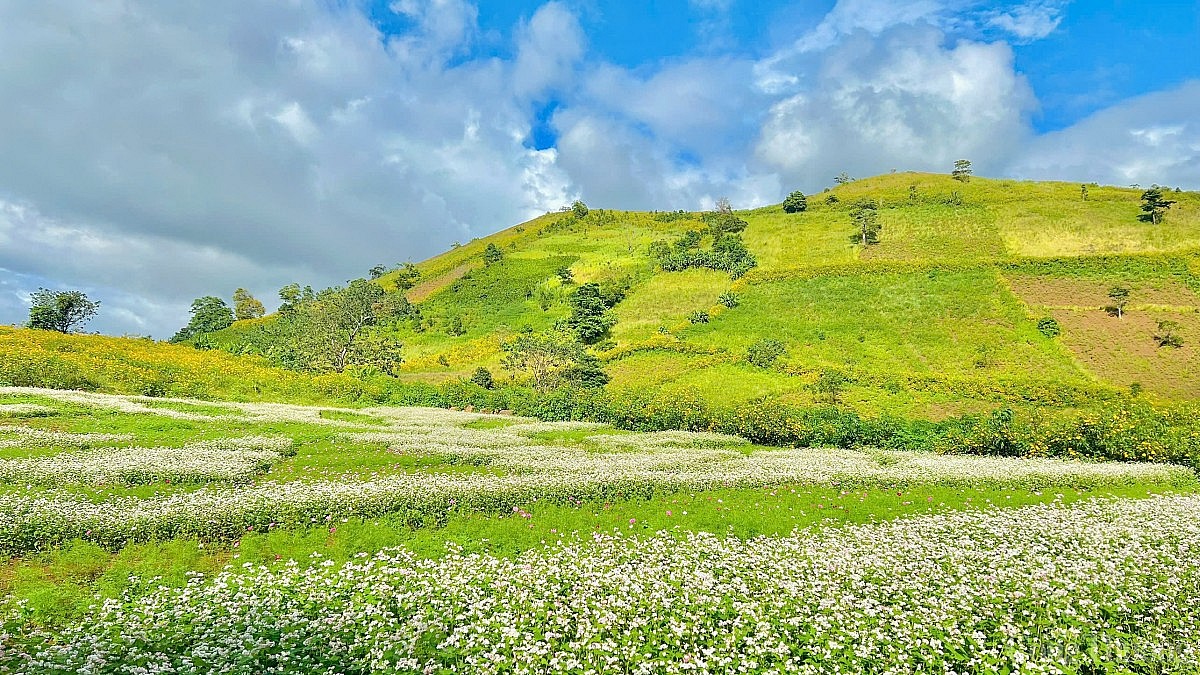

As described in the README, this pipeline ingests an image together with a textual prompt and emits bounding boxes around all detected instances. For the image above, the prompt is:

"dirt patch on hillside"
[1008,276,1200,398]
[407,262,478,302]
[1007,276,1199,309]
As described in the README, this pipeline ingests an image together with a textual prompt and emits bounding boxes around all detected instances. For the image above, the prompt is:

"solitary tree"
[782,190,808,213]
[294,279,391,373]
[833,172,853,185]
[27,289,100,333]
[483,243,504,266]
[501,331,587,391]
[571,200,589,219]
[714,197,734,215]
[815,369,849,404]
[1154,319,1183,348]
[952,159,973,182]
[851,199,881,246]
[233,288,265,320]
[171,296,234,342]
[1139,187,1176,224]
[1107,286,1131,318]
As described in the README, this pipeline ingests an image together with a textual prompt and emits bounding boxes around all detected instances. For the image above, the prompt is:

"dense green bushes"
[373,380,1198,467]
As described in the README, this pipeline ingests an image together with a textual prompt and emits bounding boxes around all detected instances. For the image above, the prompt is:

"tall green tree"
[501,331,589,391]
[483,243,504,266]
[952,159,972,182]
[567,282,623,344]
[851,199,881,246]
[782,190,808,213]
[293,279,398,373]
[170,296,234,343]
[232,288,265,320]
[27,289,99,333]
[1139,187,1176,224]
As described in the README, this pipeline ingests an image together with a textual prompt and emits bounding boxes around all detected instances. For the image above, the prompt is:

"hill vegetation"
[5,172,1199,463]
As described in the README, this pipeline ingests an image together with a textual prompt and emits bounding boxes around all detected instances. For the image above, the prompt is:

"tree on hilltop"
[171,296,234,343]
[1139,187,1176,224]
[27,289,100,333]
[233,288,265,320]
[952,159,972,182]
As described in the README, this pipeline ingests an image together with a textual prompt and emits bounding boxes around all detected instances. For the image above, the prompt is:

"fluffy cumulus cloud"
[754,25,1036,188]
[0,0,576,336]
[0,0,1195,337]
[1010,81,1200,188]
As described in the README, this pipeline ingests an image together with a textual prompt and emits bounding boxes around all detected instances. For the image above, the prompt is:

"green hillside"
[356,172,1199,417]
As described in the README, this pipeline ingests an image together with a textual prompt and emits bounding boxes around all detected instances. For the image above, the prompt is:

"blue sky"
[0,0,1197,338]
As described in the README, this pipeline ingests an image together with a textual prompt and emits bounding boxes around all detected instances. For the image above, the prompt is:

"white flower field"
[1,388,1198,673]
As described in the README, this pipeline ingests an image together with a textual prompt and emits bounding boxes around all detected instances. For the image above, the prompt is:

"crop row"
[0,437,294,487]
[0,442,1187,554]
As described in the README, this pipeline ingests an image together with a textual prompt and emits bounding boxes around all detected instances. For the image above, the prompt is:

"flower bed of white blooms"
[0,437,294,486]
[0,403,57,419]
[0,443,1188,554]
[6,495,1199,674]
[0,427,134,450]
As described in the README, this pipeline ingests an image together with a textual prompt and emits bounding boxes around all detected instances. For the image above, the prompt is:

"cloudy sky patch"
[0,0,1196,337]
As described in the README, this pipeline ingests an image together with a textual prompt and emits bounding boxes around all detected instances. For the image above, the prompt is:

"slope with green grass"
[362,173,1199,413]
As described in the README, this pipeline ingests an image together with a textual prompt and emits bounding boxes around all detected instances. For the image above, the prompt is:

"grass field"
[1,389,1197,673]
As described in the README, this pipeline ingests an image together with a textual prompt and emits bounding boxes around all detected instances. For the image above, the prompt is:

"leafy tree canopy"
[27,289,99,333]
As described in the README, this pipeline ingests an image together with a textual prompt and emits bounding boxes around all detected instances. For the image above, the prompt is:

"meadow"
[1,388,1198,673]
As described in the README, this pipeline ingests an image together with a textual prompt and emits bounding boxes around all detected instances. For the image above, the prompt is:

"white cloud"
[0,0,1194,340]
[985,2,1067,42]
[754,25,1036,189]
[1008,81,1200,187]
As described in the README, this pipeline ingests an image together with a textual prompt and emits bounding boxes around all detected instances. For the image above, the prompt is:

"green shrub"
[1036,317,1061,338]
[745,339,785,368]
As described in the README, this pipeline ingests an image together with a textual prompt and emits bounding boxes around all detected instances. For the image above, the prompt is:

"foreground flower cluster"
[7,495,1199,674]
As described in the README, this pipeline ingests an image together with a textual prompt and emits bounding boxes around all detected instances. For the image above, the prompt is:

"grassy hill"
[359,172,1198,418]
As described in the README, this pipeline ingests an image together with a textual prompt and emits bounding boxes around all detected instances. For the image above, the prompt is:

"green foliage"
[1106,286,1131,317]
[1139,187,1176,224]
[556,266,574,284]
[501,331,588,391]
[782,190,808,213]
[687,310,709,324]
[1036,317,1061,338]
[469,367,495,389]
[560,353,609,388]
[288,279,402,374]
[718,291,739,308]
[171,296,234,343]
[815,369,849,404]
[1154,320,1183,348]
[571,200,589,218]
[27,289,100,333]
[483,243,504,266]
[657,231,757,279]
[850,199,881,245]
[444,315,466,336]
[232,288,265,321]
[952,159,973,183]
[745,338,785,368]
[834,172,852,185]
[567,282,623,344]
